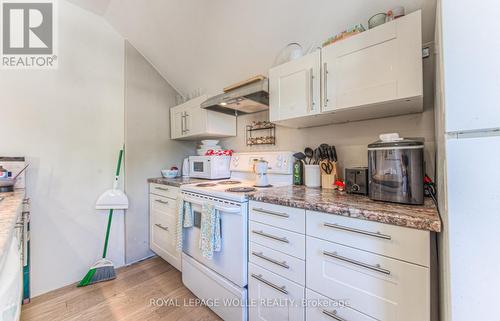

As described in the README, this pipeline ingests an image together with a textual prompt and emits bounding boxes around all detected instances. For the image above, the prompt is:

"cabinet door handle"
[323,250,391,275]
[323,222,391,240]
[251,273,288,295]
[322,309,347,321]
[155,223,169,231]
[323,62,329,107]
[252,207,289,218]
[251,251,290,269]
[155,199,169,205]
[251,230,289,243]
[180,112,185,134]
[310,68,315,111]
[155,186,169,191]
[184,113,190,132]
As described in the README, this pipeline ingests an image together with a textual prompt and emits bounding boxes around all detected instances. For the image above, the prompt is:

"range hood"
[201,78,269,115]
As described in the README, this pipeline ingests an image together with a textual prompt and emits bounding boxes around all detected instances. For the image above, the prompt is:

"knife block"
[320,160,337,189]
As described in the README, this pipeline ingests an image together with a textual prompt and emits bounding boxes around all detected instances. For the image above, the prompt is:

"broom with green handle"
[78,149,124,287]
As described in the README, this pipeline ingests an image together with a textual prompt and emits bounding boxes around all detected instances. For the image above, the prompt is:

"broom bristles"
[78,260,116,287]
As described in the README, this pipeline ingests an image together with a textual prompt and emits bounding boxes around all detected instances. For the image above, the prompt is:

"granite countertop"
[147,177,207,187]
[0,190,25,258]
[248,185,441,232]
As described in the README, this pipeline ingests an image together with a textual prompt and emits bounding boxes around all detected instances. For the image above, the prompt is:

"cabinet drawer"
[306,210,430,266]
[249,242,305,286]
[249,221,305,260]
[149,183,179,199]
[248,263,304,321]
[151,211,175,248]
[306,236,429,321]
[149,194,176,218]
[150,211,181,270]
[249,201,305,233]
[306,289,377,321]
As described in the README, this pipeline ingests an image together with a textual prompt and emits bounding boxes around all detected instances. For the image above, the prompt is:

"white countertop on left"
[0,190,25,258]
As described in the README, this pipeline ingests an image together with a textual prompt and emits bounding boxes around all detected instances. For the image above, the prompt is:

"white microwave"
[188,155,231,179]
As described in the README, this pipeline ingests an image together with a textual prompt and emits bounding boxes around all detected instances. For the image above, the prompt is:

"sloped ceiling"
[66,0,111,15]
[71,0,436,98]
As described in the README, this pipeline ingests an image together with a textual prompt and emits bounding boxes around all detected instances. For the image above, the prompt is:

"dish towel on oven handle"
[176,194,194,252]
[199,202,221,259]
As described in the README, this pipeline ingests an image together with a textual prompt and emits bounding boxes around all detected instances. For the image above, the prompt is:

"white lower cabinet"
[0,236,22,321]
[248,200,432,321]
[149,184,181,271]
[306,236,429,321]
[306,289,377,321]
[249,263,304,321]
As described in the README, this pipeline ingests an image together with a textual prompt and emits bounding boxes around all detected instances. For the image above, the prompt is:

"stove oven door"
[182,193,248,287]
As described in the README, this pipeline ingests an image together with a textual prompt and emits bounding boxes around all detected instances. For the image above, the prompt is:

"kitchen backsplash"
[219,109,436,180]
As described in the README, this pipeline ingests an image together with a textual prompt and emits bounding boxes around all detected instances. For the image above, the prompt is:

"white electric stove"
[180,151,294,321]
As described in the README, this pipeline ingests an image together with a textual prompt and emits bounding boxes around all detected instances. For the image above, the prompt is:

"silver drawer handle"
[155,199,169,205]
[252,230,289,243]
[323,250,390,275]
[252,207,289,218]
[155,223,169,231]
[251,273,288,295]
[251,251,290,269]
[323,222,391,240]
[155,187,169,191]
[322,309,347,321]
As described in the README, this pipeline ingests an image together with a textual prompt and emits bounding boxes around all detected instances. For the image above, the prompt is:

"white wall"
[0,0,125,296]
[433,2,450,320]
[124,41,195,264]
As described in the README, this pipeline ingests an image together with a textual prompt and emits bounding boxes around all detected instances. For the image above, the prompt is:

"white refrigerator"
[438,1,500,320]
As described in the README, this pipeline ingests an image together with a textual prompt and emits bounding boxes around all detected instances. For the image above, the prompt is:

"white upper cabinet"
[269,10,423,128]
[269,51,321,123]
[170,95,236,140]
[322,10,422,113]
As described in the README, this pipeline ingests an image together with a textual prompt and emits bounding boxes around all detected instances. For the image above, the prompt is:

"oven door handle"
[183,196,241,214]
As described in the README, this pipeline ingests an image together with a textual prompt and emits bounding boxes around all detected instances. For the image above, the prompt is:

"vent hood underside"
[201,79,269,115]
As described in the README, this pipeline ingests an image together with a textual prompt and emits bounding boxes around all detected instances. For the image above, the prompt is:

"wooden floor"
[22,257,222,321]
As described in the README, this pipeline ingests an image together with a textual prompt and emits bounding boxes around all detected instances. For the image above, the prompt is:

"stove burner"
[254,184,273,188]
[217,180,241,185]
[226,187,257,193]
[196,183,217,187]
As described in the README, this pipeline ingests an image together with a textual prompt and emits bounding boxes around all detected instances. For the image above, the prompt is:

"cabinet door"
[306,289,378,321]
[170,106,185,139]
[149,194,181,271]
[269,51,320,122]
[306,236,429,321]
[184,103,207,137]
[0,236,22,320]
[322,11,422,112]
[248,263,304,321]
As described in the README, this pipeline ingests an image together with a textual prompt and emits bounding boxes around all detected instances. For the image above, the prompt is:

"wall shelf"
[246,121,276,146]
